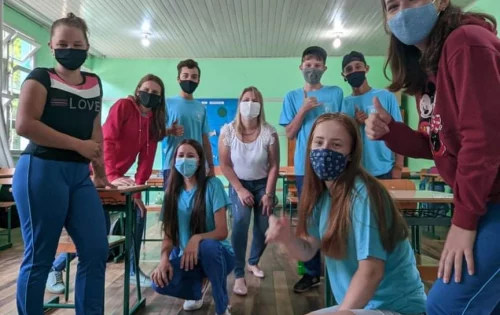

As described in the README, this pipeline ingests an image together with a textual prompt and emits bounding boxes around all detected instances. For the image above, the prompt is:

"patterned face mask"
[309,148,348,181]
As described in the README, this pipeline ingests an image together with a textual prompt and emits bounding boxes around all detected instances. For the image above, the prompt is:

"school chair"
[44,232,126,309]
[0,176,15,250]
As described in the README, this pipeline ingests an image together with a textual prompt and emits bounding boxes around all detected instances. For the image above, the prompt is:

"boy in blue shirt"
[164,59,215,188]
[279,46,343,293]
[340,51,404,179]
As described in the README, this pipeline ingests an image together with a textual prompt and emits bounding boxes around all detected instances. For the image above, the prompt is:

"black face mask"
[345,71,366,88]
[54,49,87,71]
[179,80,199,95]
[138,91,161,109]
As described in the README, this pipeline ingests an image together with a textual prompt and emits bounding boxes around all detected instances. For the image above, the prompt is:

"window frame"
[2,23,39,155]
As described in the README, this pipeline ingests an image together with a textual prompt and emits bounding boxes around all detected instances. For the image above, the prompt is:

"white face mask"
[239,101,261,119]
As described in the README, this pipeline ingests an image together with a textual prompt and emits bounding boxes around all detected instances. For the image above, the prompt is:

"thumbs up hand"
[302,89,322,113]
[354,105,368,125]
[365,97,392,140]
[168,120,184,137]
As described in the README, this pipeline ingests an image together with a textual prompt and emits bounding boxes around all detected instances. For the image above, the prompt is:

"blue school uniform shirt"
[279,86,344,176]
[176,177,233,257]
[307,178,426,313]
[342,89,402,177]
[164,96,210,170]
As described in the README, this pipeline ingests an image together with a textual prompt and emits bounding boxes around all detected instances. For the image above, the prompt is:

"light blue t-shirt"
[342,89,402,176]
[176,177,233,256]
[279,86,344,175]
[164,96,210,170]
[307,179,426,313]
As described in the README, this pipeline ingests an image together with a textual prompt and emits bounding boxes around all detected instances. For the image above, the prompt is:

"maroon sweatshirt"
[383,17,500,230]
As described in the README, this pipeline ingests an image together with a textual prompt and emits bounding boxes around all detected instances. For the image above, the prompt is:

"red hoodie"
[103,96,158,199]
[383,17,500,230]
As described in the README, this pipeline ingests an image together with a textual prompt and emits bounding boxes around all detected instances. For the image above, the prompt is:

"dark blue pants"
[229,178,269,278]
[153,240,234,315]
[375,171,393,180]
[163,169,171,191]
[13,155,109,315]
[52,211,111,272]
[296,176,321,277]
[426,203,500,315]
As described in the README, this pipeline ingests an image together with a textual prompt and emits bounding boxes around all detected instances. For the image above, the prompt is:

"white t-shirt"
[220,122,277,181]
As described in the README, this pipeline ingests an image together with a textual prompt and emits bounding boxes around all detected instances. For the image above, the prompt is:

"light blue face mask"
[175,157,199,178]
[387,1,439,46]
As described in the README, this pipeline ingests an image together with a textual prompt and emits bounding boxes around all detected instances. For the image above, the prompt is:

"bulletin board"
[161,98,238,168]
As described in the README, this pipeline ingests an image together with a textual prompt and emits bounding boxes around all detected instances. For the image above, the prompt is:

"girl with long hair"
[367,1,500,313]
[151,139,234,315]
[219,86,279,296]
[266,113,426,314]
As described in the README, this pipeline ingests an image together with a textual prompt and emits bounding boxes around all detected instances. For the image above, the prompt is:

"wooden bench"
[55,234,126,303]
[146,205,162,212]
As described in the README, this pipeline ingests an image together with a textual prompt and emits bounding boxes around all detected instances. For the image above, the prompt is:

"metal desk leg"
[124,194,146,315]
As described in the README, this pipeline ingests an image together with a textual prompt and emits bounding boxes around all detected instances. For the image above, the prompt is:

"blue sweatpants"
[13,155,109,315]
[52,211,111,272]
[154,239,234,315]
[426,203,500,315]
[296,176,321,277]
[229,178,269,278]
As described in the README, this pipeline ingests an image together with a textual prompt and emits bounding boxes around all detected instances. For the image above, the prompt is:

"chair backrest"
[379,179,418,211]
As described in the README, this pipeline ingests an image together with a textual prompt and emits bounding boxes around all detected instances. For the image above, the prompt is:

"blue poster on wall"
[161,98,238,168]
[201,98,238,166]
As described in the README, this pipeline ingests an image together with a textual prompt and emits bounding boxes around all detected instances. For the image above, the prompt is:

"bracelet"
[266,192,275,198]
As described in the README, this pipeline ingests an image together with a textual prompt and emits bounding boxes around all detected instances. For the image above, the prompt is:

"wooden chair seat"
[0,201,15,209]
[56,235,126,254]
[146,205,162,212]
[415,254,439,282]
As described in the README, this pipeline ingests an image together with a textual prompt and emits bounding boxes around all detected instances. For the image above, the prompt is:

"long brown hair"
[233,86,267,135]
[296,113,409,259]
[381,1,497,95]
[162,139,208,246]
[134,74,167,141]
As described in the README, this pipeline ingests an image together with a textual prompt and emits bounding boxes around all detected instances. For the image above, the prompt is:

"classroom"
[0,0,500,314]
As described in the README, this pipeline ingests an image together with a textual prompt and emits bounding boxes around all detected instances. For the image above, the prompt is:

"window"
[2,24,39,152]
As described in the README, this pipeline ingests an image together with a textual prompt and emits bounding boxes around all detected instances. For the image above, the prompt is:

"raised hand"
[365,97,392,140]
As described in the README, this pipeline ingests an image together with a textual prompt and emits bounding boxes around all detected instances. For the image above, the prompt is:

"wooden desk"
[390,190,453,203]
[99,185,148,315]
[0,168,14,179]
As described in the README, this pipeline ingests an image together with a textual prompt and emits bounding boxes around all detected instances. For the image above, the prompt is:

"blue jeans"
[426,203,500,315]
[229,178,269,279]
[375,171,393,180]
[13,155,109,315]
[163,169,171,191]
[296,175,321,277]
[52,212,111,272]
[155,240,234,315]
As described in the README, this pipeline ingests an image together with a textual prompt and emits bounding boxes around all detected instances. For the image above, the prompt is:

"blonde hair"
[233,86,267,135]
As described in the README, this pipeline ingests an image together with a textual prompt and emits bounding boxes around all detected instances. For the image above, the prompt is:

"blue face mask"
[387,1,439,46]
[175,158,198,178]
[309,149,348,181]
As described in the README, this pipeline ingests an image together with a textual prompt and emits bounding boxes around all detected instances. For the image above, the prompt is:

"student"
[340,51,404,179]
[279,46,343,293]
[266,113,426,315]
[103,74,166,286]
[151,139,233,315]
[218,86,280,296]
[163,59,215,189]
[366,1,500,314]
[13,13,111,315]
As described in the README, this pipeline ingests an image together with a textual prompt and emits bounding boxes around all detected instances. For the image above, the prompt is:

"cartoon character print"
[429,114,446,156]
[418,94,433,135]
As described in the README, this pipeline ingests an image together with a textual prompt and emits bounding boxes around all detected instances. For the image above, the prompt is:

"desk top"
[97,185,149,194]
[0,168,14,179]
[390,190,453,203]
